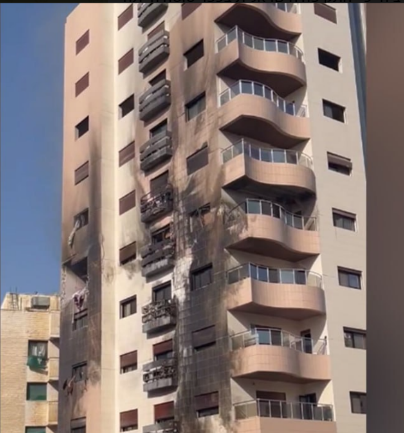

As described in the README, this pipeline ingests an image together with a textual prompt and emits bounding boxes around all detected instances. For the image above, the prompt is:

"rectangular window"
[74,161,89,185]
[155,401,174,423]
[186,93,206,121]
[75,116,89,139]
[195,392,219,418]
[149,70,166,87]
[73,310,88,331]
[28,341,48,358]
[186,144,208,175]
[153,339,173,360]
[74,208,89,230]
[148,22,165,40]
[119,190,136,215]
[344,328,366,350]
[323,100,345,123]
[72,363,87,382]
[338,268,362,290]
[120,409,138,431]
[120,350,138,374]
[26,429,46,433]
[150,120,168,138]
[191,264,213,291]
[192,325,216,351]
[120,296,137,318]
[76,30,89,55]
[189,204,211,232]
[350,392,366,414]
[327,152,352,175]
[27,383,47,401]
[120,242,137,265]
[332,209,356,231]
[75,72,89,97]
[119,95,135,118]
[182,3,202,20]
[118,49,134,75]
[314,3,337,24]
[151,225,171,244]
[318,49,340,71]
[150,170,169,193]
[184,40,204,69]
[119,142,135,167]
[118,5,133,30]
[153,282,172,302]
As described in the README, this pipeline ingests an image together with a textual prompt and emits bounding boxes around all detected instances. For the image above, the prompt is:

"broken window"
[152,225,171,245]
[189,204,211,232]
[72,362,87,382]
[73,310,88,331]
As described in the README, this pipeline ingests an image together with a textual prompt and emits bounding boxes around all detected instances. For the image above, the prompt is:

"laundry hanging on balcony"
[72,283,89,311]
[68,219,81,248]
[62,374,76,396]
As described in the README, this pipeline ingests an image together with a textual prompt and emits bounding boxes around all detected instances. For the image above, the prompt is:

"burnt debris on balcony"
[140,131,173,172]
[143,419,179,433]
[142,298,177,333]
[140,185,174,224]
[139,30,170,74]
[139,79,171,122]
[138,3,168,28]
[143,357,177,393]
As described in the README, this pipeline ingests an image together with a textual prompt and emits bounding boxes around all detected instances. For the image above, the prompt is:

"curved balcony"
[234,400,336,433]
[214,3,302,41]
[217,27,305,96]
[218,81,310,148]
[222,140,315,198]
[231,329,330,382]
[226,263,325,320]
[225,199,319,261]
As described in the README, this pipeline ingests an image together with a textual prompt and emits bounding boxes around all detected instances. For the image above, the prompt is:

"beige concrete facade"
[0,293,60,433]
[60,3,366,433]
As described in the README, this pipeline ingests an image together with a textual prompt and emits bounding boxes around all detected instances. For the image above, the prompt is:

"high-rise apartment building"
[0,293,60,433]
[60,3,366,433]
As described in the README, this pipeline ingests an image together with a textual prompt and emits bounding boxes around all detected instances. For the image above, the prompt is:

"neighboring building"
[0,293,60,433]
[60,3,366,433]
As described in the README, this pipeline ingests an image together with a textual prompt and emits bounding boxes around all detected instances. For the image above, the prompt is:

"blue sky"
[1,3,78,300]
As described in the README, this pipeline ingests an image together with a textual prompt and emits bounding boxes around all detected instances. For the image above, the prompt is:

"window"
[26,428,46,433]
[153,339,173,361]
[119,190,136,215]
[73,310,88,331]
[150,170,169,193]
[76,30,89,55]
[350,392,366,414]
[318,49,340,71]
[323,100,345,123]
[182,3,202,20]
[327,152,352,175]
[153,282,172,302]
[120,242,137,265]
[119,142,135,167]
[184,40,204,69]
[189,204,211,232]
[148,22,165,40]
[195,392,219,418]
[75,73,89,97]
[332,209,356,231]
[75,116,89,139]
[155,401,174,423]
[192,325,216,351]
[314,3,337,23]
[120,296,137,318]
[72,363,87,382]
[120,409,138,432]
[191,264,213,291]
[186,93,206,121]
[120,350,138,374]
[119,95,135,118]
[149,70,166,87]
[27,383,47,401]
[186,144,208,175]
[338,268,361,290]
[74,209,89,229]
[28,341,48,358]
[119,49,134,74]
[118,5,133,30]
[150,120,168,138]
[74,162,89,185]
[152,225,171,245]
[344,328,366,350]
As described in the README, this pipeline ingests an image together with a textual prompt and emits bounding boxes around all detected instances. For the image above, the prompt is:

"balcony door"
[256,391,286,418]
[299,393,317,420]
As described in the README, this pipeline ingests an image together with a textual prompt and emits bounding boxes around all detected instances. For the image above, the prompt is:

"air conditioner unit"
[31,296,50,309]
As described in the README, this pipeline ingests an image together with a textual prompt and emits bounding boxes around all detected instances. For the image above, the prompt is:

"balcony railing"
[139,79,171,122]
[140,238,176,278]
[219,80,307,117]
[139,30,170,74]
[235,399,333,422]
[138,3,168,28]
[143,357,177,392]
[226,199,317,231]
[222,139,312,168]
[227,263,322,288]
[140,185,173,224]
[142,299,177,333]
[217,26,303,60]
[140,131,172,172]
[231,329,327,355]
[143,419,179,433]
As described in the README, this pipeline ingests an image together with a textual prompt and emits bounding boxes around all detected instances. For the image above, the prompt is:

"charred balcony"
[140,185,173,224]
[143,357,177,393]
[139,79,171,122]
[143,419,179,433]
[138,3,168,28]
[139,30,170,75]
[140,131,172,172]
[142,298,177,333]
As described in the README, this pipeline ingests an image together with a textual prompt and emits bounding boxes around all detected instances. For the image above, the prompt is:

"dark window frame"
[120,350,138,374]
[118,48,135,75]
[323,99,345,123]
[119,190,136,215]
[119,141,135,167]
[75,116,89,139]
[150,119,168,138]
[184,40,204,69]
[191,264,213,291]
[318,48,340,71]
[119,95,135,119]
[118,5,134,30]
[344,328,366,350]
[28,340,48,358]
[314,3,337,24]
[73,309,88,331]
[327,152,352,175]
[120,296,137,319]
[76,30,90,55]
[338,267,362,290]
[119,242,137,266]
[153,282,172,302]
[75,72,90,97]
[72,362,87,382]
[186,93,206,121]
[186,144,209,175]
[332,209,356,231]
[26,383,47,401]
[350,392,366,414]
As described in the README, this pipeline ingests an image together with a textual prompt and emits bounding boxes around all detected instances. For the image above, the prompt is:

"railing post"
[311,403,314,421]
